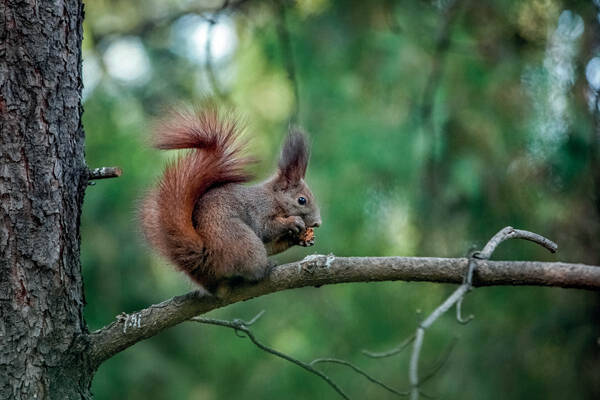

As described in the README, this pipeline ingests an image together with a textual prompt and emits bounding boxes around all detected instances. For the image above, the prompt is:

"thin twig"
[88,167,122,180]
[192,311,418,399]
[455,295,474,324]
[417,337,458,386]
[310,358,410,397]
[408,226,557,400]
[362,334,416,359]
[235,309,265,325]
[476,226,558,259]
[409,285,469,399]
[190,313,350,399]
[455,257,476,324]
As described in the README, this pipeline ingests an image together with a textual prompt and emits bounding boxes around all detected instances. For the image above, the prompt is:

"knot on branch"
[299,254,335,274]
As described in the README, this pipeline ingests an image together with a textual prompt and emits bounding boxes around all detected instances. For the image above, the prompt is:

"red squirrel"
[140,109,321,292]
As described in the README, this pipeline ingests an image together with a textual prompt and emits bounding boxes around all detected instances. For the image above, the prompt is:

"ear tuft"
[277,128,310,186]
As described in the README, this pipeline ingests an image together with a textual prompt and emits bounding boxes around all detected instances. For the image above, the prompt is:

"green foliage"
[82,0,600,398]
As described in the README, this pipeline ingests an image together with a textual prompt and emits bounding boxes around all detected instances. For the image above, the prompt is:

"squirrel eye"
[297,196,307,205]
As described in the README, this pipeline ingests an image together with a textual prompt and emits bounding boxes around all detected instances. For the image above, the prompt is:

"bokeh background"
[81,0,600,398]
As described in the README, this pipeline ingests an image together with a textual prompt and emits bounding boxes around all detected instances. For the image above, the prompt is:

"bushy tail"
[140,109,253,278]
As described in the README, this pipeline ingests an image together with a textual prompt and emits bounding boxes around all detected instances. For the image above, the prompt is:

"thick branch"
[87,255,600,368]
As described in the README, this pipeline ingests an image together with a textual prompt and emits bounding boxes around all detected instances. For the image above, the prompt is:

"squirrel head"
[272,128,321,228]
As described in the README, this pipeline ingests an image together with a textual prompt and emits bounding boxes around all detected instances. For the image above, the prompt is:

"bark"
[0,1,91,399]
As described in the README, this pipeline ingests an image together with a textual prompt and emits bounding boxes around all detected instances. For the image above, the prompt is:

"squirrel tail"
[140,109,253,283]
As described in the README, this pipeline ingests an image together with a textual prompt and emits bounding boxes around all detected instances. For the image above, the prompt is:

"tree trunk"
[0,1,92,399]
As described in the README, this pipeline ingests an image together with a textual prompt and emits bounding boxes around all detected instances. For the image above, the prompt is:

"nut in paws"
[298,228,315,247]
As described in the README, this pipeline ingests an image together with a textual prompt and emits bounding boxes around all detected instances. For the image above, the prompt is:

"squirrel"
[140,109,321,293]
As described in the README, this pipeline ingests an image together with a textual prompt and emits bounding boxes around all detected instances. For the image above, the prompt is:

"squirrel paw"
[287,216,306,235]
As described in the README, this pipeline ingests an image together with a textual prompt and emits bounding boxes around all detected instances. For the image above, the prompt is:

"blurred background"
[81,0,600,398]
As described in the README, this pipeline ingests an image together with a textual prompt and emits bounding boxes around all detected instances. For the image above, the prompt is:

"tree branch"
[87,254,600,368]
[405,227,555,400]
[88,167,122,180]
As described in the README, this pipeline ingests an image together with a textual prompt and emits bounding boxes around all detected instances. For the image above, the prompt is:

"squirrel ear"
[277,128,309,188]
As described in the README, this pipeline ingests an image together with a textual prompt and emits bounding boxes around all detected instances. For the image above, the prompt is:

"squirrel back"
[140,110,254,280]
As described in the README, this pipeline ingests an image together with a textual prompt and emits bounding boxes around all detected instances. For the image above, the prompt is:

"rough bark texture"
[0,1,91,399]
[88,255,600,368]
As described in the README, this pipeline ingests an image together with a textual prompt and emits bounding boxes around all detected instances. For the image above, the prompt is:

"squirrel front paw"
[287,216,306,235]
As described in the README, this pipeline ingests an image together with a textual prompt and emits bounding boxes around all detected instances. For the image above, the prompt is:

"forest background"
[81,0,600,398]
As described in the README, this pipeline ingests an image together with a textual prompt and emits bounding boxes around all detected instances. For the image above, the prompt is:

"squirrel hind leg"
[192,248,273,298]
[203,219,270,284]
[210,264,272,298]
[212,275,253,298]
